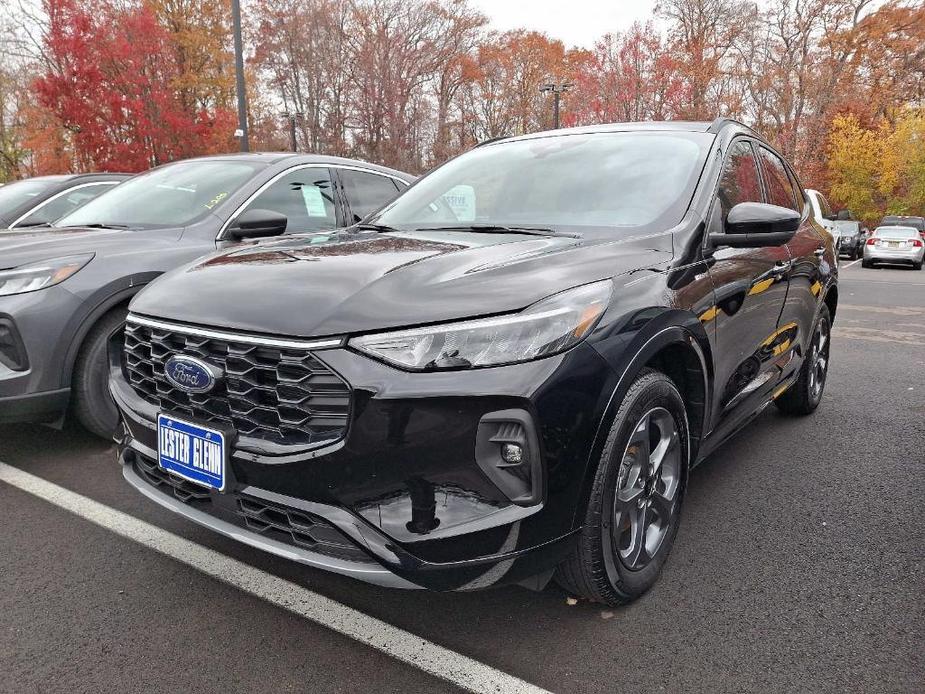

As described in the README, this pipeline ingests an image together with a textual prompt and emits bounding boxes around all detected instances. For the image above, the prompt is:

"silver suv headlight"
[350,279,613,370]
[0,254,94,297]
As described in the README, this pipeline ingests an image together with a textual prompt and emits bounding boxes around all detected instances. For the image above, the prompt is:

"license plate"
[889,241,899,247]
[157,414,226,491]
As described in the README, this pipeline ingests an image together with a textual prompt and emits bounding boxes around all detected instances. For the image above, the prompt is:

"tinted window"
[243,167,335,233]
[881,216,925,231]
[373,132,712,235]
[0,179,57,213]
[874,226,918,239]
[16,183,117,227]
[758,147,796,209]
[341,170,401,222]
[56,161,261,229]
[717,140,763,222]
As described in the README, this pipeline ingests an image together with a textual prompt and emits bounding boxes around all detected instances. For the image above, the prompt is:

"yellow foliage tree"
[828,109,925,224]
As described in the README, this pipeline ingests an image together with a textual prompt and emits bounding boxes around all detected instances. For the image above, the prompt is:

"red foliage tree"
[33,0,234,172]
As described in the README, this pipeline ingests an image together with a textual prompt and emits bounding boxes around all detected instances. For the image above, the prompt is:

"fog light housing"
[475,409,544,506]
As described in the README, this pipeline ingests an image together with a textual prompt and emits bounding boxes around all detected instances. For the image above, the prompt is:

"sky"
[470,0,661,49]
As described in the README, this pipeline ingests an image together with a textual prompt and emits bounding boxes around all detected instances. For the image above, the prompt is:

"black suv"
[0,154,411,436]
[112,121,837,605]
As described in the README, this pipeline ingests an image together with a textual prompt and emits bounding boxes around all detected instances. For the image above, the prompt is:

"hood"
[0,226,181,267]
[131,229,672,338]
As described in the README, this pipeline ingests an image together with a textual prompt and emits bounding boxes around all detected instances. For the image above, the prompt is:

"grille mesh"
[124,320,350,447]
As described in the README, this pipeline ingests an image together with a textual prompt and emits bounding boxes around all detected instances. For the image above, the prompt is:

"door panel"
[705,139,791,433]
[758,148,829,364]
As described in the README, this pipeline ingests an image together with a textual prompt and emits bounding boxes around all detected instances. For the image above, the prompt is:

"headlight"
[0,254,94,297]
[350,279,613,370]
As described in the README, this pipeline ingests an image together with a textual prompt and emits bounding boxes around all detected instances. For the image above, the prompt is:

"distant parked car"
[0,153,412,438]
[832,210,864,260]
[878,215,925,241]
[863,226,924,270]
[0,173,131,229]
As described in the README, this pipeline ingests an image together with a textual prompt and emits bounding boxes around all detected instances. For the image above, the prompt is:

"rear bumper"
[863,246,924,264]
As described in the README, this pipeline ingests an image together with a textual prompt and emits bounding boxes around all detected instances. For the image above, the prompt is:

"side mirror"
[226,209,288,240]
[710,202,800,248]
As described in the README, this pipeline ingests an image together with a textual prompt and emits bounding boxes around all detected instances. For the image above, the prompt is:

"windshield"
[54,161,263,229]
[0,179,58,213]
[874,226,918,238]
[371,131,712,236]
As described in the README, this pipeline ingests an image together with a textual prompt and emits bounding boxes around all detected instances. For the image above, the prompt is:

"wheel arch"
[56,272,162,388]
[573,311,714,527]
[822,283,838,324]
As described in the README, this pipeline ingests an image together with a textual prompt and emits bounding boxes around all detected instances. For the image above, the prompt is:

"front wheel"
[555,369,689,605]
[72,308,127,439]
[775,305,831,416]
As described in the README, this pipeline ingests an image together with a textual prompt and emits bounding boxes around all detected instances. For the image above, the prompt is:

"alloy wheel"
[611,407,682,571]
[808,315,830,401]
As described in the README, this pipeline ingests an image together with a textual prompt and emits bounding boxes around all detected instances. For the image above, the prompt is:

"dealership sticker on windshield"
[157,415,226,491]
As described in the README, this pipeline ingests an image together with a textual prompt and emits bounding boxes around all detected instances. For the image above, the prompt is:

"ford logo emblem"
[164,355,222,394]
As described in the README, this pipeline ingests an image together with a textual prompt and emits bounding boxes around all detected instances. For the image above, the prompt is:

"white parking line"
[0,461,549,694]
[841,258,863,269]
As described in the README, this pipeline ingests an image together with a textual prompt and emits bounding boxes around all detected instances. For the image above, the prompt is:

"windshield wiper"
[414,224,578,238]
[14,222,52,229]
[68,223,131,230]
[354,222,402,233]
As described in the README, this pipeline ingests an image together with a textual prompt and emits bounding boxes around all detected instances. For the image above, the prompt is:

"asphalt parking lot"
[1,259,923,694]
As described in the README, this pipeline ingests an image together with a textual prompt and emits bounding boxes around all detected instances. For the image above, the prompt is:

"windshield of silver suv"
[370,131,712,236]
[54,160,263,229]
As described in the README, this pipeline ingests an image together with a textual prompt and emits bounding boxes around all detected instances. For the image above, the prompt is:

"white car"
[863,226,924,270]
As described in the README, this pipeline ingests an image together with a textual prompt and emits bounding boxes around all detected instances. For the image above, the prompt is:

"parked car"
[111,119,837,605]
[0,173,130,229]
[862,226,924,269]
[832,211,864,260]
[878,215,925,241]
[805,189,860,258]
[0,153,412,437]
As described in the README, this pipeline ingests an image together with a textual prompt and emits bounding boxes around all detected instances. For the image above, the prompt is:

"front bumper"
[113,339,617,590]
[0,287,85,423]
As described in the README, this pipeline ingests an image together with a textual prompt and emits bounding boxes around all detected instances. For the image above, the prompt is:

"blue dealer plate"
[157,414,226,491]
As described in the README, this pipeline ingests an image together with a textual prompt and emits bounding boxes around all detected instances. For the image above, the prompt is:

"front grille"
[237,494,368,561]
[131,455,366,562]
[123,320,350,448]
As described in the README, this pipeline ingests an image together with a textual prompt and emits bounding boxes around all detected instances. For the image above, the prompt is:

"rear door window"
[757,147,797,209]
[242,167,336,234]
[340,169,402,223]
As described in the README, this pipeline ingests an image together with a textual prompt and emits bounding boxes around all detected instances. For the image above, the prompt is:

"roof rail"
[707,118,757,135]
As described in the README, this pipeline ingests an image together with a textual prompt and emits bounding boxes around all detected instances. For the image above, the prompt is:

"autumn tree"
[569,23,688,126]
[33,0,235,172]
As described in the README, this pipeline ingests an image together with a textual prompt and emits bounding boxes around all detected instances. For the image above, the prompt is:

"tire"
[555,368,689,606]
[914,261,923,271]
[774,304,831,416]
[72,307,128,439]
[861,258,872,268]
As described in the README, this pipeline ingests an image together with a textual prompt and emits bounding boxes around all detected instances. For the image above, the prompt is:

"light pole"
[283,111,304,152]
[231,0,249,152]
[539,82,572,130]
